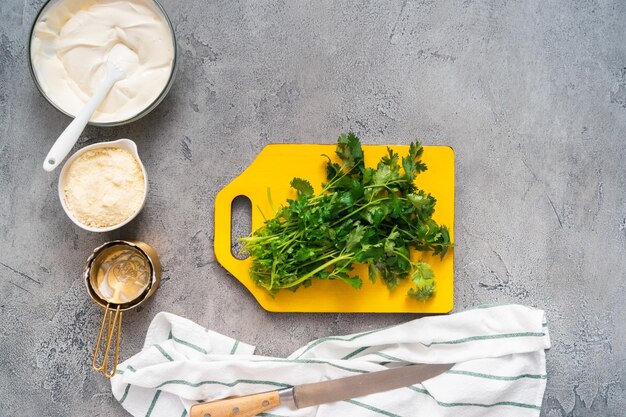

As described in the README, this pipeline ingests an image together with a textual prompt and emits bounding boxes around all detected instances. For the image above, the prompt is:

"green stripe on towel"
[341,346,370,360]
[408,386,541,410]
[169,331,209,354]
[155,344,174,361]
[145,390,161,417]
[346,399,403,417]
[155,378,292,390]
[251,358,370,374]
[447,370,547,381]
[296,326,396,358]
[117,365,138,376]
[298,326,544,358]
[423,332,546,347]
[119,384,131,404]
[230,340,240,354]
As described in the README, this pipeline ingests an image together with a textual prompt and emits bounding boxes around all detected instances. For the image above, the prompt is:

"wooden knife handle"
[189,391,281,417]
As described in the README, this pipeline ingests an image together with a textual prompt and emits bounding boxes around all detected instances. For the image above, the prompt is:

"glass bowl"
[28,0,178,127]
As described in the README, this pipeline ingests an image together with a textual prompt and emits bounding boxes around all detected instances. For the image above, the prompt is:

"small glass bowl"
[28,0,178,127]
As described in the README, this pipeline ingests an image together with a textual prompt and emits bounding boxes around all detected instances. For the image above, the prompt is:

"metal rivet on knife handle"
[189,391,281,417]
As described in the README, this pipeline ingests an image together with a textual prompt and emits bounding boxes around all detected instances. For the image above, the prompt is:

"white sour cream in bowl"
[29,0,176,126]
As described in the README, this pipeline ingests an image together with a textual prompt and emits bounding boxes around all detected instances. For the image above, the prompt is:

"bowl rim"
[83,240,159,310]
[27,0,178,127]
[58,138,149,233]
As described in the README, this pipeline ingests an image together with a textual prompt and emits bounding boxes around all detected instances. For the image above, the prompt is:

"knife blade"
[189,363,454,417]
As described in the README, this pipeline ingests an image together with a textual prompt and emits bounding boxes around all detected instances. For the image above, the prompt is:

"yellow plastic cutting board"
[214,144,454,313]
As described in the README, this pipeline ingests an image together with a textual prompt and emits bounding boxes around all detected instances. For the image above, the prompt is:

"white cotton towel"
[111,304,550,417]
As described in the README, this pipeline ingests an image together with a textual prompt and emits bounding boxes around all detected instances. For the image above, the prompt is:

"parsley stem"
[294,252,340,270]
[330,198,391,227]
[393,249,413,265]
[280,254,351,289]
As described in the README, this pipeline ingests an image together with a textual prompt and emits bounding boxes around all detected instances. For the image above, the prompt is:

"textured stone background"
[1,0,625,416]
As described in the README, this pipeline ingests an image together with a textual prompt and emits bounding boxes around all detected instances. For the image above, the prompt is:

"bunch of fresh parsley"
[239,133,452,299]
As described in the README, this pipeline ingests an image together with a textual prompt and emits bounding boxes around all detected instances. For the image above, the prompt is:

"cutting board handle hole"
[231,195,252,260]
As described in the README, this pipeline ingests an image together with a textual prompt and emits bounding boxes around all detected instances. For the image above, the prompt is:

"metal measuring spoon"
[84,240,161,378]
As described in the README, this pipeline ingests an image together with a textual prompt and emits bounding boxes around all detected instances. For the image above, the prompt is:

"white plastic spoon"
[43,60,125,172]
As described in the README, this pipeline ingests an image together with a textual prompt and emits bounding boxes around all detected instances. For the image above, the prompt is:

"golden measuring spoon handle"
[92,304,123,378]
[92,304,109,372]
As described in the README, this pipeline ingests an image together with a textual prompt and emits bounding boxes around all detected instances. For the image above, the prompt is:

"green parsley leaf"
[291,178,314,197]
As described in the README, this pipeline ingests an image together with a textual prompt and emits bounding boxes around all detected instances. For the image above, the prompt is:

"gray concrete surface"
[1,0,625,415]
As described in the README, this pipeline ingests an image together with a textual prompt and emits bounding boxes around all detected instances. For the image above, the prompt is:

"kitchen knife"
[189,362,454,417]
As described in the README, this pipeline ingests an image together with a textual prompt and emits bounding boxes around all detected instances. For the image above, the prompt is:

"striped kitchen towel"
[111,304,550,417]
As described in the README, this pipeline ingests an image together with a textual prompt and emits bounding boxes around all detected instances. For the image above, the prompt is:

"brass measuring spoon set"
[83,240,161,378]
